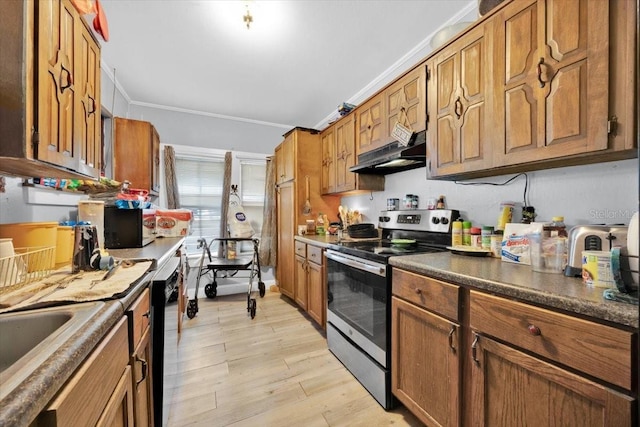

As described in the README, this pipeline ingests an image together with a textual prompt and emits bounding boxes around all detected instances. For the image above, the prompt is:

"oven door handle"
[325,251,386,277]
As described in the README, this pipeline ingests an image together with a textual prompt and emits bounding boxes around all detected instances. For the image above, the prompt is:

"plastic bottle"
[462,221,472,246]
[481,226,494,249]
[315,213,325,235]
[470,227,482,248]
[491,230,503,258]
[451,221,463,246]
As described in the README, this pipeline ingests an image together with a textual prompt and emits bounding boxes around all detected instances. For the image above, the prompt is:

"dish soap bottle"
[316,213,325,235]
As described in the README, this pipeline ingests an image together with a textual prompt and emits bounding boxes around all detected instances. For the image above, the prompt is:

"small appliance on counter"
[564,224,628,277]
[104,206,156,249]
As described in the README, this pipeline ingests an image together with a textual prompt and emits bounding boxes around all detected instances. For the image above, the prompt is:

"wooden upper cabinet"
[493,0,610,165]
[427,23,493,178]
[320,127,336,194]
[36,0,78,172]
[356,93,386,155]
[75,18,102,178]
[334,115,356,193]
[113,118,160,195]
[36,0,102,177]
[275,133,295,184]
[321,115,384,195]
[385,64,427,139]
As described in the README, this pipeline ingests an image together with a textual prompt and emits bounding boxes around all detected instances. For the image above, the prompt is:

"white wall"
[340,158,639,229]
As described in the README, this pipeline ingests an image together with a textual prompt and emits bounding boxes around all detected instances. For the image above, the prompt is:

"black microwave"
[104,207,156,248]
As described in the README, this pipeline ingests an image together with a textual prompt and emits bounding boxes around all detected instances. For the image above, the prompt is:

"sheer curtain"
[163,145,180,209]
[259,157,277,267]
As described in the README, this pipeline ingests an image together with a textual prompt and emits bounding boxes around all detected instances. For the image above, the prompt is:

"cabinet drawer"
[307,245,323,266]
[127,288,151,351]
[392,269,460,321]
[294,241,306,257]
[470,291,635,390]
[37,317,129,427]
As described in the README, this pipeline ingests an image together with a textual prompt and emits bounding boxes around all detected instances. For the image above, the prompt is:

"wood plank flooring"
[164,291,423,426]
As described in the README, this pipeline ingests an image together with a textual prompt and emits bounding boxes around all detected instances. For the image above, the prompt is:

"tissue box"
[156,209,192,237]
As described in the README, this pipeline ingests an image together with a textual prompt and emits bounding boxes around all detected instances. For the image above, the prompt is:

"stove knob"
[441,217,449,225]
[431,217,440,224]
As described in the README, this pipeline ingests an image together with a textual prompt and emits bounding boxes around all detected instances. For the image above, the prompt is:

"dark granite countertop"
[0,237,184,427]
[390,252,638,329]
[294,234,340,248]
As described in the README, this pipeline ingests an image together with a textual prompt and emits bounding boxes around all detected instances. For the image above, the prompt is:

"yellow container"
[582,250,614,288]
[0,222,58,269]
[55,226,74,269]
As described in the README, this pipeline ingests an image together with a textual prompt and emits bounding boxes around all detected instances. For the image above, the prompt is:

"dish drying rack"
[0,246,56,292]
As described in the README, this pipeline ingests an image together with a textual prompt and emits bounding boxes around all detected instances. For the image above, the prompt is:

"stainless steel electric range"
[325,209,459,409]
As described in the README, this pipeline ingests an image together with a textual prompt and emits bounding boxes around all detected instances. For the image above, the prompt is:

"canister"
[582,250,614,288]
[78,201,105,250]
[481,226,494,249]
[386,198,400,211]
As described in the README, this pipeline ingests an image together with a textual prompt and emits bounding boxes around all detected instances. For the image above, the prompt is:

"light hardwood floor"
[164,290,423,426]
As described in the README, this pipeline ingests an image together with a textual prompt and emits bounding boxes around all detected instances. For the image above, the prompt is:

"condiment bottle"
[451,220,463,246]
[491,230,503,258]
[462,221,472,246]
[544,216,568,237]
[470,227,482,248]
[481,225,494,249]
[315,213,325,235]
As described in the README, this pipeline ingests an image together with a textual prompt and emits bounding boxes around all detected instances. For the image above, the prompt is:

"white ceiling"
[98,0,477,131]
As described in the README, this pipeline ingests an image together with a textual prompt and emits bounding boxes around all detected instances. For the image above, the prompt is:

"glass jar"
[481,226,494,249]
[470,227,482,248]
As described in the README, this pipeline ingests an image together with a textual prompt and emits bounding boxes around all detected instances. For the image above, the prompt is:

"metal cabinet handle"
[87,95,96,115]
[471,333,480,365]
[537,57,546,88]
[454,96,463,119]
[448,325,456,353]
[414,288,422,295]
[135,355,148,387]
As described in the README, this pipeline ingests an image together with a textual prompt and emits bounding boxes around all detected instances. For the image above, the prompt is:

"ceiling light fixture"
[243,4,253,29]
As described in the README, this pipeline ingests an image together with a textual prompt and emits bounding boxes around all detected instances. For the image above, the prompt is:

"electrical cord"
[455,173,530,207]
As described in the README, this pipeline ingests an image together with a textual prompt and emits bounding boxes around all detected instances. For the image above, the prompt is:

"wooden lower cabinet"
[276,181,295,299]
[293,240,326,327]
[127,288,154,427]
[392,269,638,427]
[469,333,635,427]
[391,296,460,427]
[33,317,133,426]
[294,253,308,310]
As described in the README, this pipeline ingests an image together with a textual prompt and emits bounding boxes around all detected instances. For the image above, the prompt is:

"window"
[174,155,225,255]
[170,147,267,257]
[239,159,266,238]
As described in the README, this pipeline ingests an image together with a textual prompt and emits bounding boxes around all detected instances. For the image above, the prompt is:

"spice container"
[470,227,482,248]
[462,221,472,246]
[490,230,503,258]
[481,226,494,249]
[451,220,462,246]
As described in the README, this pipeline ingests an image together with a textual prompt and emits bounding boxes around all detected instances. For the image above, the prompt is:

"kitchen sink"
[0,301,105,400]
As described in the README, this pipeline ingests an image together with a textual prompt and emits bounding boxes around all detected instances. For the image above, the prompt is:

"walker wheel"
[205,283,217,299]
[250,298,257,319]
[187,300,198,319]
[258,282,266,297]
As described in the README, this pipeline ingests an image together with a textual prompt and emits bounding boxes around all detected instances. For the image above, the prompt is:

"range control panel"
[379,209,460,233]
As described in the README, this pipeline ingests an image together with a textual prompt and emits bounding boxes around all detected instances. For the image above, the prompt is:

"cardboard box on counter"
[156,209,193,237]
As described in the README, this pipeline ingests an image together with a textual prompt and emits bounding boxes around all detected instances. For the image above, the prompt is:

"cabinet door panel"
[436,116,456,166]
[392,297,460,427]
[276,182,295,298]
[37,0,78,170]
[335,117,356,192]
[321,129,335,194]
[471,334,635,427]
[76,24,101,176]
[307,261,324,326]
[505,4,536,84]
[461,103,483,161]
[356,95,385,154]
[294,255,308,309]
[436,56,457,113]
[505,85,537,152]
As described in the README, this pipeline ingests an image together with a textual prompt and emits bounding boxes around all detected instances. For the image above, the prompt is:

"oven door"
[325,249,389,367]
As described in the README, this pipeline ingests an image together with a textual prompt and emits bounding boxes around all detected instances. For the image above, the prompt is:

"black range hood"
[349,130,426,175]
